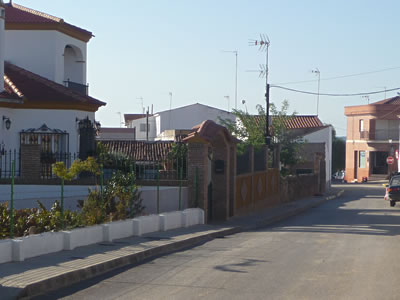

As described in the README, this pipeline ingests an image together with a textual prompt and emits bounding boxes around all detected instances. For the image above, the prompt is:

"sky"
[14,0,400,136]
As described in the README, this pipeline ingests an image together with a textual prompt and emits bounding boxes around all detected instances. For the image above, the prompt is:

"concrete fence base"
[0,208,204,264]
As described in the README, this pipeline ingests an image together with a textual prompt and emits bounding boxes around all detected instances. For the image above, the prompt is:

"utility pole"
[249,34,271,145]
[311,68,320,116]
[169,92,172,129]
[146,106,149,141]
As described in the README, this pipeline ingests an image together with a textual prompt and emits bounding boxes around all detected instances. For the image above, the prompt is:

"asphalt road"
[38,183,400,300]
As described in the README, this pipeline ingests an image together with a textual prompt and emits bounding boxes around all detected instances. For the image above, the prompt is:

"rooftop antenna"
[117,112,122,127]
[224,95,230,111]
[222,50,238,109]
[249,34,271,145]
[169,92,172,129]
[137,97,144,115]
[311,68,320,116]
[361,95,370,104]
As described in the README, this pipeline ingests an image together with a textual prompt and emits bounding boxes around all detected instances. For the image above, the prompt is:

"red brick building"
[344,97,400,182]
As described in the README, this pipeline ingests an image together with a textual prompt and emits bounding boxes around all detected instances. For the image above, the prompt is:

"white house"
[302,125,332,189]
[124,103,235,141]
[0,1,105,156]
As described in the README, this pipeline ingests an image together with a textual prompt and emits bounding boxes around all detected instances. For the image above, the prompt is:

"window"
[359,119,364,132]
[359,151,366,168]
[140,123,150,132]
[20,124,68,153]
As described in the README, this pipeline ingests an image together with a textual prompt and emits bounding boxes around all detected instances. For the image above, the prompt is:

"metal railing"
[63,79,89,95]
[359,130,400,141]
[102,156,188,181]
[0,149,21,178]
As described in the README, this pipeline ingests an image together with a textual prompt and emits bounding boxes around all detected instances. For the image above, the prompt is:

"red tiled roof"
[372,96,400,105]
[2,62,106,110]
[283,115,323,129]
[253,115,323,129]
[100,140,174,162]
[4,2,92,41]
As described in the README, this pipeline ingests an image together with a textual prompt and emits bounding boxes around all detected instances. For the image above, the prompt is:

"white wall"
[5,30,87,85]
[0,107,95,152]
[157,104,235,135]
[129,116,157,141]
[304,126,332,188]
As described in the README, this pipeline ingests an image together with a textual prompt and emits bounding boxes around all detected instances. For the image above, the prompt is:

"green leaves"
[52,157,100,181]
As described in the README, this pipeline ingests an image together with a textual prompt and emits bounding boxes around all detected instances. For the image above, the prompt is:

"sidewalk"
[0,187,343,300]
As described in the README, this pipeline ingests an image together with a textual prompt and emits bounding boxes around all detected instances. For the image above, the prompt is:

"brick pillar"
[21,144,41,179]
[187,142,210,220]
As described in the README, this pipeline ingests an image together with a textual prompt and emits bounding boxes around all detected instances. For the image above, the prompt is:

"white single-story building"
[124,103,236,141]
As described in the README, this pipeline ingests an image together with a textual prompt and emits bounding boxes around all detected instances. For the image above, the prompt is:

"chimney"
[0,1,5,93]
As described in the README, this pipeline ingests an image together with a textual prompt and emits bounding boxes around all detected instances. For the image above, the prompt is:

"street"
[38,183,400,300]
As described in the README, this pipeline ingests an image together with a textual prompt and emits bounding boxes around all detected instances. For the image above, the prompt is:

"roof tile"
[100,140,175,162]
[3,62,106,109]
[4,2,92,40]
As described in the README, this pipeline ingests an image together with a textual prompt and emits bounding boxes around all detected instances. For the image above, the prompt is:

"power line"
[271,85,400,97]
[272,66,400,85]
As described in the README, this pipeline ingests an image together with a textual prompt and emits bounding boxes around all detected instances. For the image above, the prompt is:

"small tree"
[219,100,303,173]
[52,157,99,228]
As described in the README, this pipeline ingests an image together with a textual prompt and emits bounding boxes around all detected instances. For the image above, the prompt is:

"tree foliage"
[332,128,345,172]
[220,100,303,172]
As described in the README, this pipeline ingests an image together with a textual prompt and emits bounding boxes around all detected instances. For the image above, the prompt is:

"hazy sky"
[14,0,400,136]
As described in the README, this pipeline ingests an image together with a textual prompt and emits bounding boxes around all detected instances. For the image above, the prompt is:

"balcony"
[360,129,400,141]
[64,80,88,95]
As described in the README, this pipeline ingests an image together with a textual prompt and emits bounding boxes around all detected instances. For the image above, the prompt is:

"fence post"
[61,178,65,229]
[10,160,15,238]
[100,163,104,218]
[129,163,134,218]
[157,166,160,214]
[179,166,182,210]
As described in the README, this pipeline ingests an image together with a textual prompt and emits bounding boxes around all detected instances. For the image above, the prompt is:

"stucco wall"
[129,116,157,141]
[303,126,332,188]
[5,30,87,85]
[158,104,235,135]
[0,108,95,152]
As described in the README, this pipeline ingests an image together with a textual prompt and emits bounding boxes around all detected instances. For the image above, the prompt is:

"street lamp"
[2,116,11,130]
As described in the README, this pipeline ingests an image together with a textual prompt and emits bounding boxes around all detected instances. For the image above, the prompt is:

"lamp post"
[311,68,320,116]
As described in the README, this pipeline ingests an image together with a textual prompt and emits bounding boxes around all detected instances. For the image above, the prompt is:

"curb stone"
[17,227,240,299]
[16,189,345,299]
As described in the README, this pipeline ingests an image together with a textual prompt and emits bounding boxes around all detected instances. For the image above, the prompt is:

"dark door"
[354,151,358,180]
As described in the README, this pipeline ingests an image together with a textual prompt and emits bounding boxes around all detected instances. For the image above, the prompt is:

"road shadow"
[262,185,400,237]
[0,224,217,299]
[214,258,268,273]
